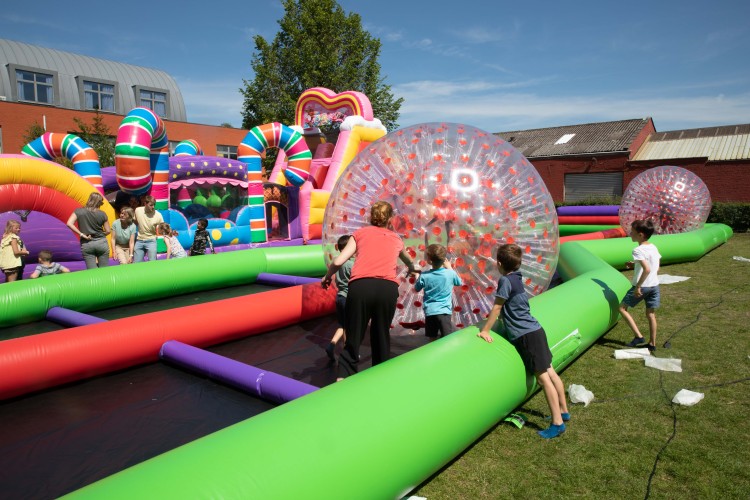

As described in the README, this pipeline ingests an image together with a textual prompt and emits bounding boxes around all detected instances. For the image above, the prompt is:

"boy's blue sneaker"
[627,337,646,347]
[561,412,570,422]
[538,423,566,439]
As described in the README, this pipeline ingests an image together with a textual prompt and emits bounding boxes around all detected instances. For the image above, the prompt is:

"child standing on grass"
[325,234,354,361]
[1,219,30,283]
[620,219,662,352]
[478,243,569,439]
[30,250,70,278]
[189,218,215,256]
[159,223,187,259]
[415,243,463,339]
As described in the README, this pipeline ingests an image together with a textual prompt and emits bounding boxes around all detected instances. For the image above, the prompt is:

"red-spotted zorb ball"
[620,166,711,235]
[322,123,559,330]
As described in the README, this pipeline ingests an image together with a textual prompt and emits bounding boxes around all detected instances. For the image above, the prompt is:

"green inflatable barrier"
[0,245,327,328]
[65,224,731,499]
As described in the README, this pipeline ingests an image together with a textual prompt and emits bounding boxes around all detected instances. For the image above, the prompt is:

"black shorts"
[335,295,347,328]
[511,328,553,374]
[425,314,455,338]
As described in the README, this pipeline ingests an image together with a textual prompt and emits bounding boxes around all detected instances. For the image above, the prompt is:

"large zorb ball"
[620,166,711,235]
[322,123,558,330]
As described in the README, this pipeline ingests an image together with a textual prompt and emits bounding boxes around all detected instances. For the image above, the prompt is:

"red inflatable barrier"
[560,227,627,244]
[558,215,620,225]
[0,282,335,400]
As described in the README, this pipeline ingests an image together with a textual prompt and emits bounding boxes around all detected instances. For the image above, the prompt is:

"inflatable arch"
[173,139,203,157]
[21,132,103,194]
[269,88,387,241]
[238,122,312,243]
[0,155,116,253]
[114,107,170,209]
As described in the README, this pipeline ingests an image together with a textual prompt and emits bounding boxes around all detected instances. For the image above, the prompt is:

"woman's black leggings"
[338,278,399,378]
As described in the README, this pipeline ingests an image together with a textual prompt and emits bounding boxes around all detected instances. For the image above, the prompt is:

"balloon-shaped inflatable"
[322,123,559,329]
[620,166,711,235]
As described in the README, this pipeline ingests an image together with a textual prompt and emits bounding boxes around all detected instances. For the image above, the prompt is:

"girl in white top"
[159,223,187,259]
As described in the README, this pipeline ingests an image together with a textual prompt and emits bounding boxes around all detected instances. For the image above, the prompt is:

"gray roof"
[497,118,651,158]
[632,124,750,162]
[0,38,186,121]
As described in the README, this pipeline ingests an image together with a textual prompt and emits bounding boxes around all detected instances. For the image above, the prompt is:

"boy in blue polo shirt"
[415,244,462,339]
[478,243,569,439]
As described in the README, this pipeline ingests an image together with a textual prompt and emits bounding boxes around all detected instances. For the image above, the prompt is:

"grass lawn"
[414,232,750,499]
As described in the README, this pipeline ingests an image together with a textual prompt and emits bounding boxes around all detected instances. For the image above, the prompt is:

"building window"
[79,78,116,112]
[217,145,238,160]
[139,89,167,117]
[15,68,55,104]
[168,140,181,156]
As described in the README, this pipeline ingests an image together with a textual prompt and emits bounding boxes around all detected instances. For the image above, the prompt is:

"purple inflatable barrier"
[46,307,107,327]
[255,273,320,287]
[159,340,318,404]
[556,205,619,216]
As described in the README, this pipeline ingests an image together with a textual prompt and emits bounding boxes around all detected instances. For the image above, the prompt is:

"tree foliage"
[240,0,402,131]
[73,111,115,168]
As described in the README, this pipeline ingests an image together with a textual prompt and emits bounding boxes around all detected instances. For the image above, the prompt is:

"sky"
[1,0,749,133]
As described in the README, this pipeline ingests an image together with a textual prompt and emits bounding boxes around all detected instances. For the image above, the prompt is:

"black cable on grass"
[591,376,750,404]
[644,371,677,500]
[662,284,745,349]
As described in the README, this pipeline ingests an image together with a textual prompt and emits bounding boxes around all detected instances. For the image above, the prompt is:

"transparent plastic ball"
[620,166,711,235]
[322,123,559,330]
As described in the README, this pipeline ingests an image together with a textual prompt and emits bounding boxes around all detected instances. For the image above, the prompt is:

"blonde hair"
[119,207,135,223]
[4,219,21,235]
[370,201,393,228]
[159,222,178,237]
[85,192,105,209]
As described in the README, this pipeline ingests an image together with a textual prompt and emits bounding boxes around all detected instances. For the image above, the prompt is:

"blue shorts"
[622,285,660,309]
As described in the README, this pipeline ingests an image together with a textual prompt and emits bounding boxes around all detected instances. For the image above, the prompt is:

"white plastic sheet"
[614,348,652,359]
[644,356,682,372]
[658,274,691,285]
[732,256,750,262]
[672,389,704,406]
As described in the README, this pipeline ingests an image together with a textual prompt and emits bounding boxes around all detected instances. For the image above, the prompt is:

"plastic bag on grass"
[672,389,704,406]
[644,356,682,372]
[614,348,652,359]
[658,274,691,285]
[568,384,594,406]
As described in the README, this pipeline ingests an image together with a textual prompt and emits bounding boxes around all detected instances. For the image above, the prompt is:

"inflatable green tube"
[0,245,327,328]
[64,225,731,499]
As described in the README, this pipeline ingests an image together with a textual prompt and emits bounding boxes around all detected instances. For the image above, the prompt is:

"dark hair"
[426,243,446,266]
[336,234,351,251]
[370,201,393,228]
[631,219,655,239]
[497,244,523,272]
[197,218,208,228]
[38,249,53,262]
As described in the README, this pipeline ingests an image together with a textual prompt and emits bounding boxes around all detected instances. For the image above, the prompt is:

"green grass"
[413,232,750,499]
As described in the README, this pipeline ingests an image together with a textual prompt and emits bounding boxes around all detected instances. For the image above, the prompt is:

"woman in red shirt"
[322,201,418,379]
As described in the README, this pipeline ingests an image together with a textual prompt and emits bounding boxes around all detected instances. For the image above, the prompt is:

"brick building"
[498,119,750,203]
[0,38,246,158]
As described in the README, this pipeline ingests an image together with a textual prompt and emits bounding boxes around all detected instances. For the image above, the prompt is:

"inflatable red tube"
[558,215,620,225]
[0,282,335,400]
[560,227,626,244]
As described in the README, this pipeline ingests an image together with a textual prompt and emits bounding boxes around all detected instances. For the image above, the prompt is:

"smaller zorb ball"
[620,166,711,235]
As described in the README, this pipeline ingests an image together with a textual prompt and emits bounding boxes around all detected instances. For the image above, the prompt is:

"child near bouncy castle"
[29,250,70,278]
[189,218,215,256]
[159,223,187,259]
[620,219,662,352]
[1,219,30,283]
[324,234,354,361]
[415,243,463,339]
[478,243,569,439]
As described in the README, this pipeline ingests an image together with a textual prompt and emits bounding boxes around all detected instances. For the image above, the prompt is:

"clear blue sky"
[2,0,748,132]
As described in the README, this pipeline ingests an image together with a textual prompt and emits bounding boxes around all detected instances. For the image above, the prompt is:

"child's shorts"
[2,266,22,276]
[622,285,660,309]
[425,314,455,338]
[511,328,553,374]
[335,295,347,327]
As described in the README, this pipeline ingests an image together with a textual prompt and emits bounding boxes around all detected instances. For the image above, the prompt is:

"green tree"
[21,121,46,146]
[240,0,402,131]
[73,110,115,167]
